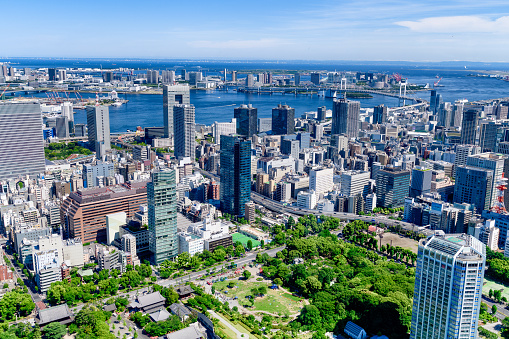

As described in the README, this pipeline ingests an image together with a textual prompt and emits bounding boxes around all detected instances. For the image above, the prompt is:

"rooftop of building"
[469,152,507,160]
[35,304,74,325]
[422,231,485,261]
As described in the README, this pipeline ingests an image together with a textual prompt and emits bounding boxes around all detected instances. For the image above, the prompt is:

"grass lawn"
[232,233,261,248]
[218,312,250,336]
[216,321,238,339]
[214,279,304,316]
[282,293,302,302]
[483,277,509,300]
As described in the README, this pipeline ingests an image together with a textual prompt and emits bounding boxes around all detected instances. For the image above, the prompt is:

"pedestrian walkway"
[208,310,248,339]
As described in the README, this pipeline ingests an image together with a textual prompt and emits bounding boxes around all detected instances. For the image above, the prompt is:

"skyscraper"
[272,104,295,135]
[375,166,411,208]
[373,104,387,124]
[161,70,175,84]
[310,72,320,85]
[410,232,485,339]
[309,167,334,195]
[220,135,251,217]
[332,98,360,139]
[409,167,432,198]
[317,106,327,122]
[146,70,159,84]
[294,73,301,85]
[460,109,479,145]
[453,166,493,212]
[452,101,464,127]
[245,74,255,87]
[429,90,442,115]
[48,68,57,81]
[453,144,481,178]
[86,105,111,158]
[173,104,195,159]
[234,104,258,137]
[148,168,178,265]
[281,139,300,159]
[0,103,46,180]
[163,85,190,138]
[466,152,507,208]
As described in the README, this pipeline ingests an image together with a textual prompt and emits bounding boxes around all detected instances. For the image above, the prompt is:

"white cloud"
[188,38,293,49]
[396,15,509,33]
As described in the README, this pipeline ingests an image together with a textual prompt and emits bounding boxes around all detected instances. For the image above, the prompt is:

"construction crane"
[491,175,508,214]
[392,73,402,82]
[434,77,443,87]
[0,84,10,100]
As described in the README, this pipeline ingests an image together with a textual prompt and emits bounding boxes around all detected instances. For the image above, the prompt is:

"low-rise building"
[344,321,367,339]
[129,291,166,313]
[35,304,75,327]
[178,232,204,256]
[239,225,269,242]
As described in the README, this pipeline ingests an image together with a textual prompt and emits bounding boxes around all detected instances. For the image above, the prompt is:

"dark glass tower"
[271,104,295,135]
[220,135,251,217]
[234,104,257,137]
[332,98,360,139]
[373,104,387,124]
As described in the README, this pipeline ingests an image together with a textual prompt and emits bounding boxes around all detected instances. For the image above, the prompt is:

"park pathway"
[209,310,249,339]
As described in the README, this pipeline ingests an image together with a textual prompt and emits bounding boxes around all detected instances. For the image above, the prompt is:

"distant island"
[345,92,373,98]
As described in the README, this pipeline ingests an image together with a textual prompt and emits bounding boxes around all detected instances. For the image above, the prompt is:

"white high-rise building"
[121,234,137,256]
[162,70,176,84]
[61,102,73,122]
[309,167,334,195]
[34,249,62,292]
[410,231,485,339]
[365,193,376,213]
[174,104,196,159]
[479,219,499,251]
[163,85,190,138]
[212,118,236,145]
[297,190,317,209]
[340,170,370,197]
[178,232,204,256]
[86,105,111,158]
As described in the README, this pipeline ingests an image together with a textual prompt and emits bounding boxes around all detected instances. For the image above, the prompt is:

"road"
[2,245,43,305]
[250,191,434,236]
[194,167,432,237]
[482,295,509,320]
[157,245,284,288]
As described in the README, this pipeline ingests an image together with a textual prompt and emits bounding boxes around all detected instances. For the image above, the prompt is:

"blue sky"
[3,0,509,61]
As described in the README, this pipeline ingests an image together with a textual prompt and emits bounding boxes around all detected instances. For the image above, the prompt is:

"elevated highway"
[250,191,433,236]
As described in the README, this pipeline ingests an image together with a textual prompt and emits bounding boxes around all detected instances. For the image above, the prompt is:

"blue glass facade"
[220,135,251,217]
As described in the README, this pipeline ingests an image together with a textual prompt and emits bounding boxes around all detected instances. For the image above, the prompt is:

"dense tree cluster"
[486,248,509,284]
[144,315,184,337]
[259,229,414,338]
[47,264,153,306]
[158,244,245,278]
[0,289,35,322]
[0,322,42,339]
[70,306,114,339]
[271,215,341,246]
[45,142,92,160]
